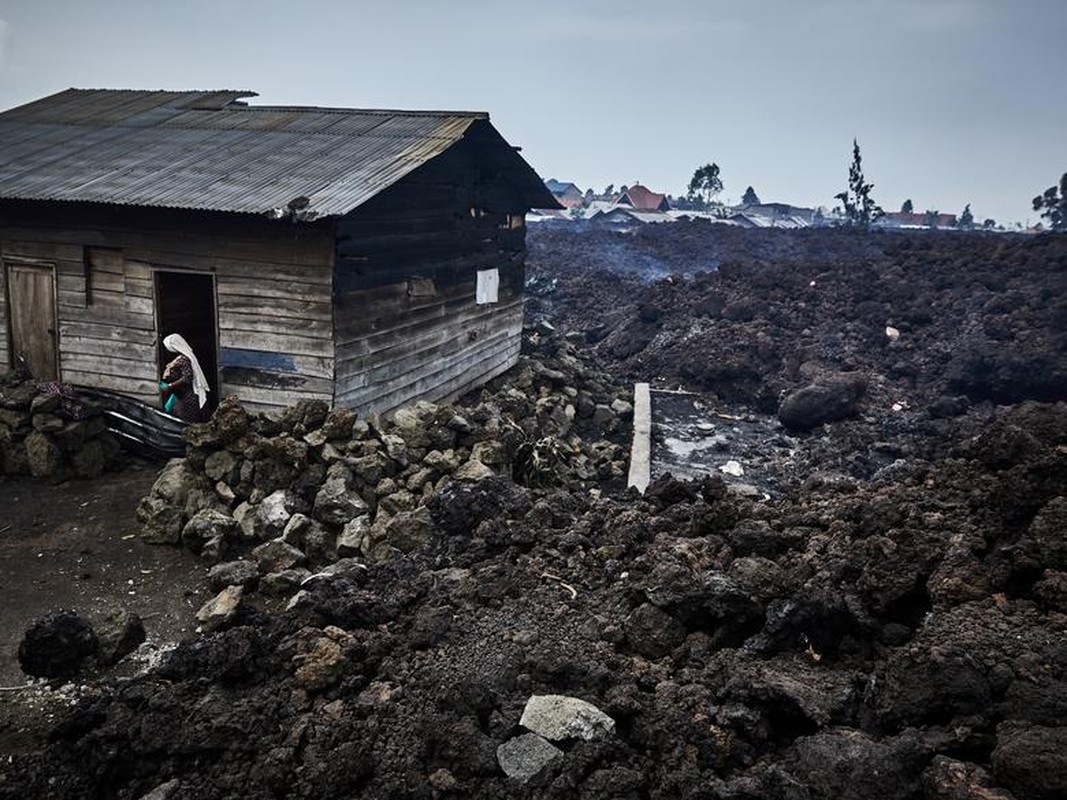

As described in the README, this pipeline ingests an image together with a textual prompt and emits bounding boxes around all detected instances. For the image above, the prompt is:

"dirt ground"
[0,227,1065,800]
[0,462,204,687]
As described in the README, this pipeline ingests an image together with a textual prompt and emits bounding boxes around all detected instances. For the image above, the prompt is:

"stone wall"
[0,376,122,481]
[136,325,633,611]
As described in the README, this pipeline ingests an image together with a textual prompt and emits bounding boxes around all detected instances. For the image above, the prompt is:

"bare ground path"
[0,463,204,687]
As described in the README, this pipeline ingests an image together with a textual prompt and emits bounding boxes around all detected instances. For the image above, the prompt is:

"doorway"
[154,270,218,414]
[5,261,59,380]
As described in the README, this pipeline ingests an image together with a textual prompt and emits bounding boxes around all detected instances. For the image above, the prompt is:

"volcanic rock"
[18,610,98,678]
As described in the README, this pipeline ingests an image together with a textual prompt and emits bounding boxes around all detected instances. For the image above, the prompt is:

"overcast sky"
[1,0,1064,224]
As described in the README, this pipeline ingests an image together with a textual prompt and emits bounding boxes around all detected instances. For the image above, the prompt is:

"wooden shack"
[0,89,558,414]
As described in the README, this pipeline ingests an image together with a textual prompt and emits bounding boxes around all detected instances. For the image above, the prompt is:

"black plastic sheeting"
[75,387,188,458]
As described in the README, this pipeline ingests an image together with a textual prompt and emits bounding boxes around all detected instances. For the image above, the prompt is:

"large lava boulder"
[17,610,99,678]
[778,373,868,431]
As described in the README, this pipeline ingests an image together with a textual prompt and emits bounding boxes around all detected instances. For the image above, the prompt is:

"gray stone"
[150,458,195,503]
[204,450,237,482]
[199,535,229,564]
[471,439,508,466]
[258,490,296,538]
[520,694,615,742]
[196,586,243,632]
[383,507,434,552]
[453,458,494,482]
[314,474,370,526]
[610,398,634,416]
[232,501,259,540]
[252,539,306,574]
[207,560,259,592]
[281,512,312,546]
[137,779,181,800]
[497,733,563,783]
[379,489,416,516]
[381,433,410,466]
[30,392,60,415]
[24,430,63,478]
[95,610,146,666]
[260,568,312,597]
[31,413,65,433]
[347,452,386,485]
[301,520,337,565]
[181,509,239,555]
[337,516,371,557]
[592,404,614,426]
[137,496,184,545]
[424,449,460,473]
[215,481,236,504]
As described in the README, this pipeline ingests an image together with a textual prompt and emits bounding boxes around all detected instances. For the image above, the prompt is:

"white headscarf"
[163,333,209,409]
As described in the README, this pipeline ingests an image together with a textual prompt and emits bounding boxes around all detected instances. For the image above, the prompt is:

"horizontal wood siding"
[0,202,335,413]
[333,141,530,415]
[0,244,7,370]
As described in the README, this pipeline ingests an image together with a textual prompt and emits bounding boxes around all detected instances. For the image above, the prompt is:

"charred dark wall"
[332,137,530,414]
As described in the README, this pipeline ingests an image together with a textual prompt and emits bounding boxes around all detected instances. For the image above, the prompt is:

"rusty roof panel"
[0,89,561,217]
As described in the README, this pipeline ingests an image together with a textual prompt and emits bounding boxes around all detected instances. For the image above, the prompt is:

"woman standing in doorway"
[159,333,210,422]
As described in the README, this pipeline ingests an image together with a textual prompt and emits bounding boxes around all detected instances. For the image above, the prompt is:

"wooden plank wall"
[333,145,529,415]
[0,247,7,367]
[0,203,335,413]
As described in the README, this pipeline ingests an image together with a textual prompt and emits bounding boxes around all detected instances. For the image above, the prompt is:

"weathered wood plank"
[216,275,332,300]
[60,368,158,399]
[60,335,155,361]
[0,239,83,263]
[341,334,519,414]
[218,311,332,337]
[218,347,333,379]
[59,303,156,330]
[217,328,332,358]
[217,293,332,322]
[62,351,158,378]
[221,366,333,395]
[59,320,156,344]
[218,383,332,412]
[336,297,522,361]
[338,313,518,396]
[0,220,336,270]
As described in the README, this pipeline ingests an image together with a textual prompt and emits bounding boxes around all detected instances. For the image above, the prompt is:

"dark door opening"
[155,270,218,415]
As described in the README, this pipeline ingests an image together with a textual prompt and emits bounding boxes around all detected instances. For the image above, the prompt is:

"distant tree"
[603,183,615,197]
[834,139,882,227]
[901,198,914,214]
[619,185,629,195]
[687,163,723,206]
[957,203,974,230]
[982,218,997,230]
[1032,172,1067,231]
[924,209,940,229]
[741,186,760,206]
[584,188,594,201]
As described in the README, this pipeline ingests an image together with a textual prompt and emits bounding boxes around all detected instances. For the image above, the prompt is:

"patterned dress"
[162,355,205,422]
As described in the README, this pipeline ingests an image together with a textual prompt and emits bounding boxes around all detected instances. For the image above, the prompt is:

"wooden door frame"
[4,257,60,380]
[151,266,221,400]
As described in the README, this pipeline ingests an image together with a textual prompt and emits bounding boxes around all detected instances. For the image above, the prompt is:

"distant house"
[879,212,958,230]
[741,203,818,226]
[588,207,675,231]
[0,89,558,415]
[616,184,670,212]
[544,179,585,209]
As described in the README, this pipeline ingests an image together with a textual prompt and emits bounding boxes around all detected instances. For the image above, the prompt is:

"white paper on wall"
[476,268,499,305]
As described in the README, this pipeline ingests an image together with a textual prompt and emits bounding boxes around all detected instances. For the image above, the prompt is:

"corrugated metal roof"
[0,88,556,217]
